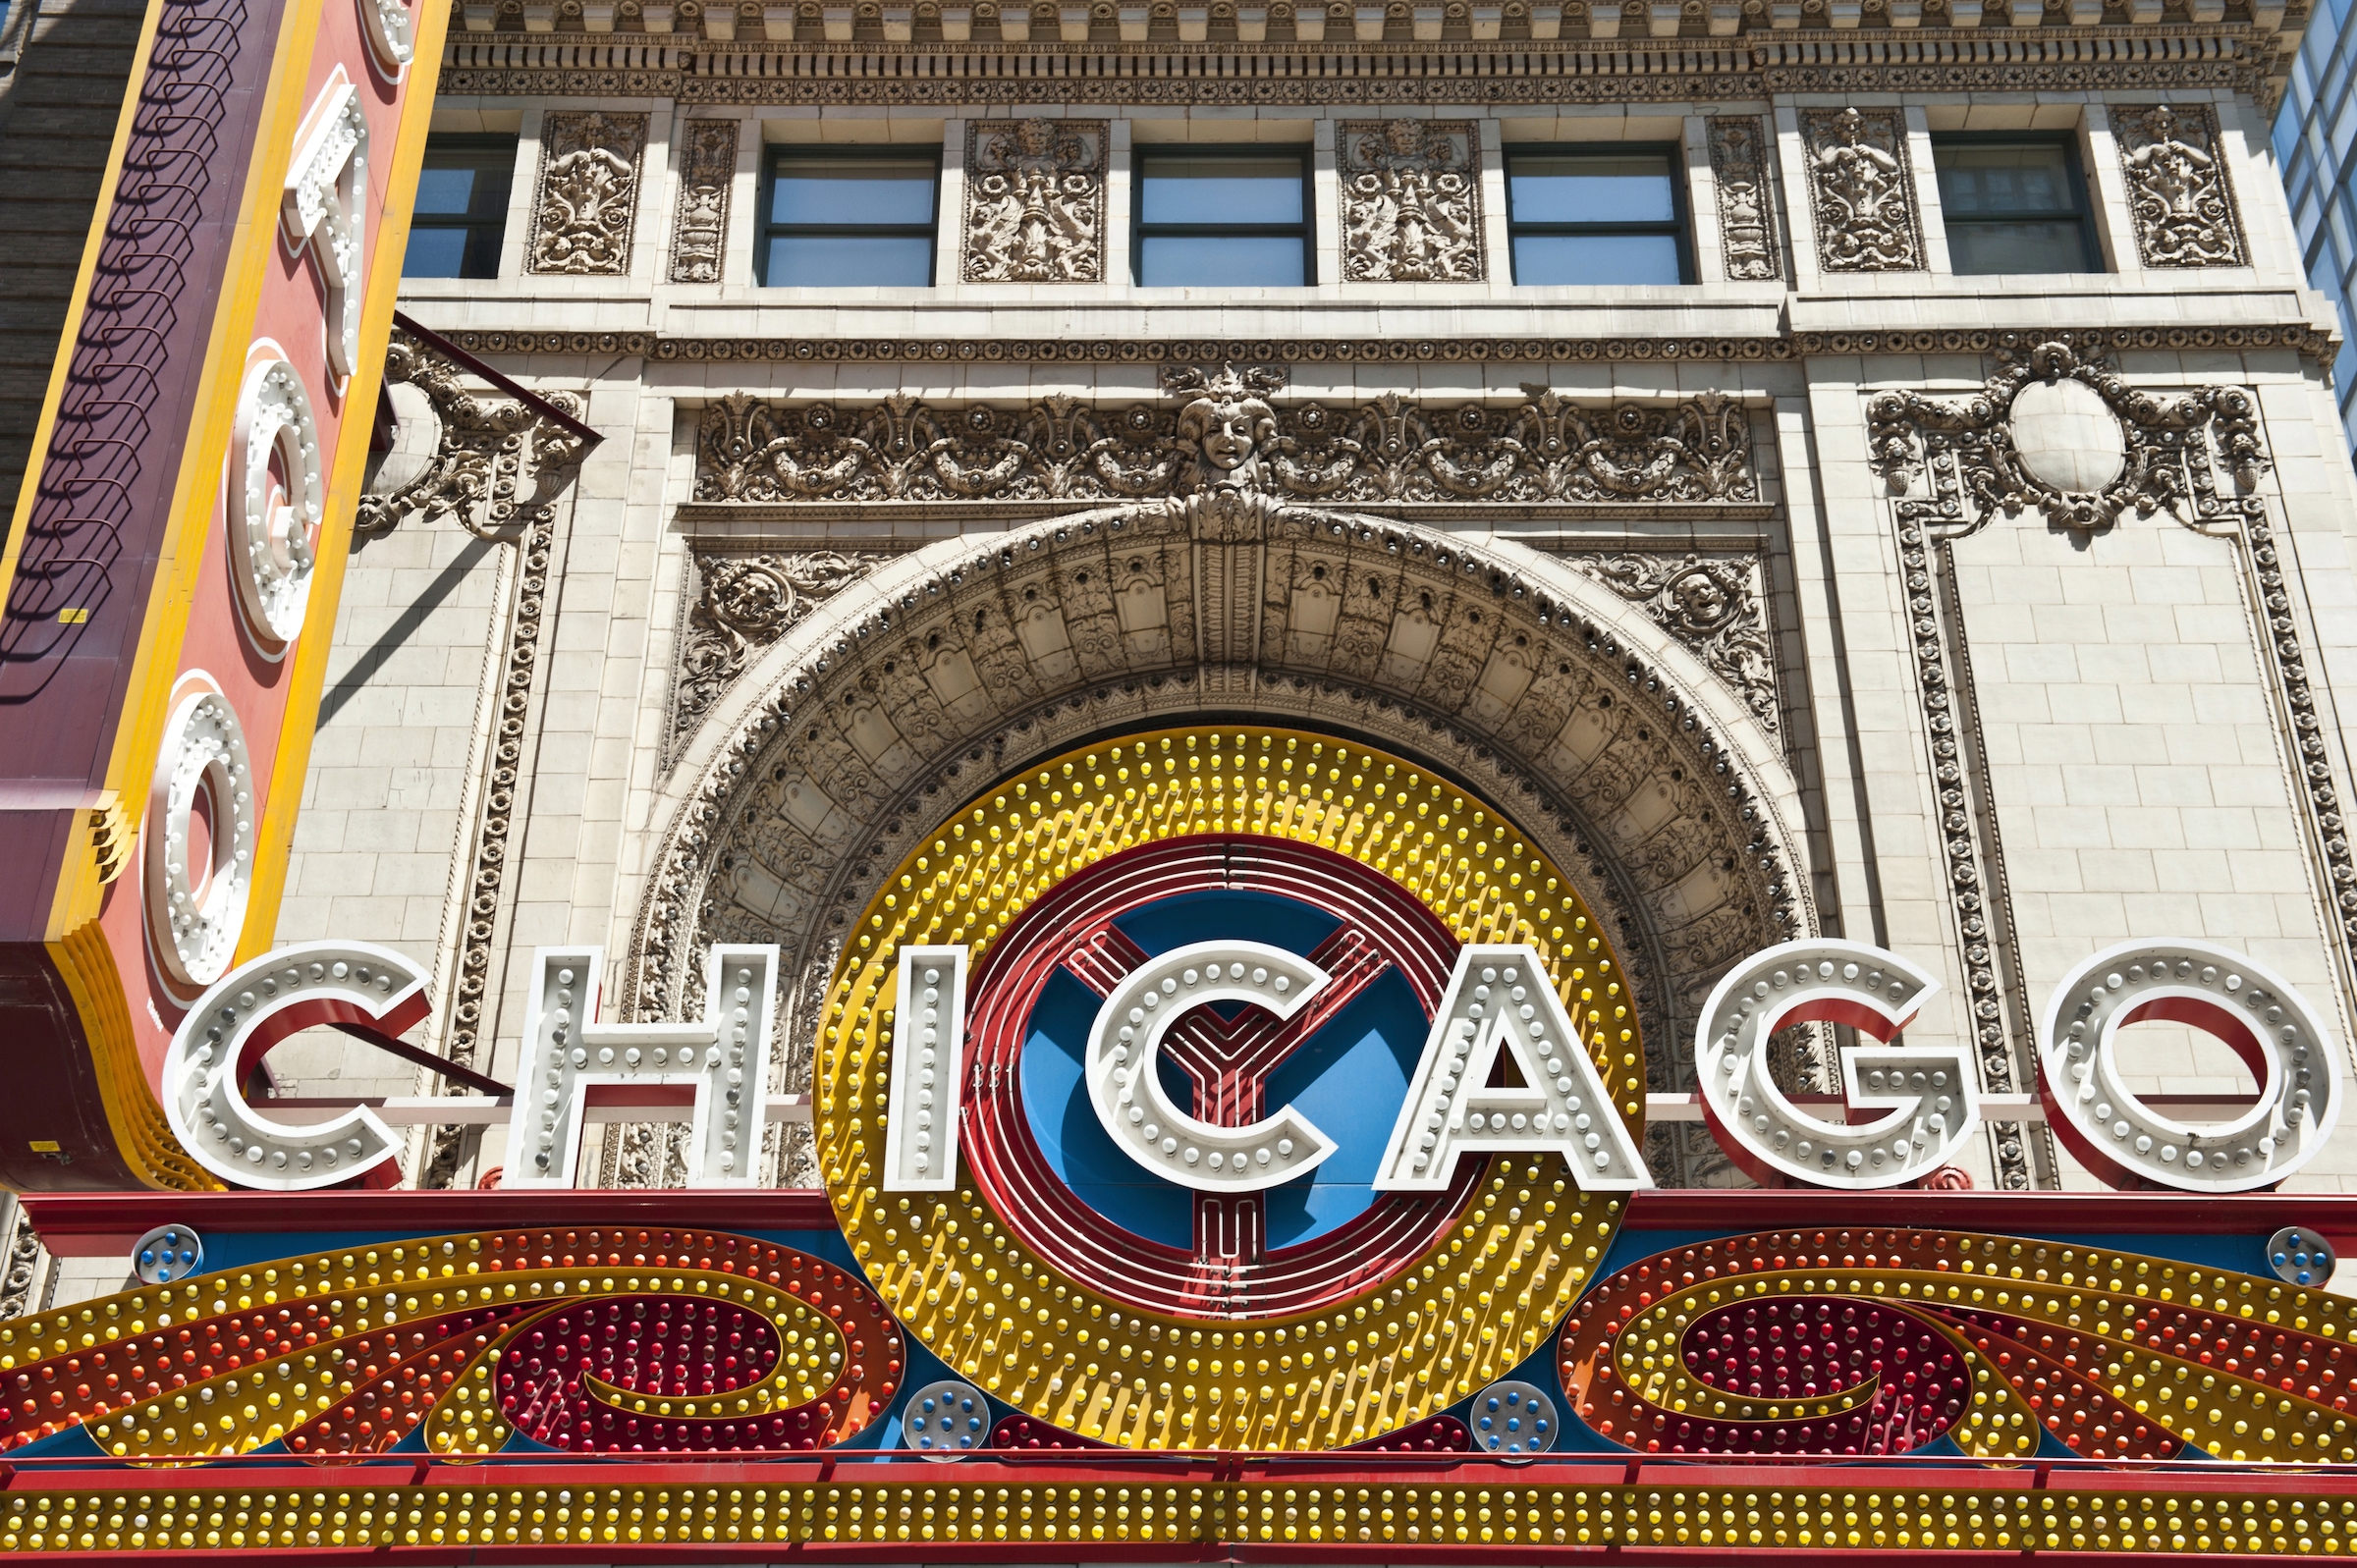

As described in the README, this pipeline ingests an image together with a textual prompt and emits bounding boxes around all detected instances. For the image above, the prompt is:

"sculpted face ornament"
[1171,364,1282,493]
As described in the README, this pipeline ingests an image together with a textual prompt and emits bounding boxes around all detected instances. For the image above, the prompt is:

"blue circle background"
[1016,888,1433,1251]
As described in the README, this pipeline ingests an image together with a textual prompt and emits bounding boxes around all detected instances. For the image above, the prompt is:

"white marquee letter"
[1694,938,1974,1188]
[882,946,969,1190]
[2037,938,2343,1192]
[1375,945,1650,1193]
[505,944,777,1187]
[1085,940,1338,1191]
[281,74,367,379]
[229,350,321,647]
[163,941,428,1190]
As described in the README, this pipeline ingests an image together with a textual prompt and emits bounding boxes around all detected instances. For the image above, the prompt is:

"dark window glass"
[1505,147,1691,285]
[761,150,940,287]
[1933,137,2101,275]
[404,135,517,280]
[1133,148,1312,286]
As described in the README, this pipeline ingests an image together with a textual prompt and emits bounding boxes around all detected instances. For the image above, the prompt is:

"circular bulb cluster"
[1469,1379,1556,1454]
[903,1379,989,1454]
[2272,1225,2336,1288]
[131,1227,202,1288]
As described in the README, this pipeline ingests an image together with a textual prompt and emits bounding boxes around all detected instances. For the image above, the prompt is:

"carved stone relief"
[1799,107,1923,273]
[669,118,739,283]
[1706,116,1781,282]
[1570,553,1780,734]
[628,503,1814,1192]
[356,331,591,539]
[527,110,649,275]
[2112,103,2247,269]
[691,374,1758,509]
[1338,119,1483,283]
[1866,337,2265,533]
[669,550,887,763]
[961,118,1107,283]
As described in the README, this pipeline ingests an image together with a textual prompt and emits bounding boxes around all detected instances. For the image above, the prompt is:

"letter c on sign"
[2037,939,2343,1192]
[1696,938,1978,1189]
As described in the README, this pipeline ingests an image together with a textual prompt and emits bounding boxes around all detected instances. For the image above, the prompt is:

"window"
[1505,145,1692,285]
[1133,147,1313,286]
[405,135,518,279]
[760,148,940,287]
[1933,135,2101,275]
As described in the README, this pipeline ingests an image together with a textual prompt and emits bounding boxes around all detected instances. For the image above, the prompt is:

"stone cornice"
[437,22,2279,103]
[428,321,2336,365]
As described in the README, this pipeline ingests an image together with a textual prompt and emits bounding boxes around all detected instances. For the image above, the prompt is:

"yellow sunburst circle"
[819,724,1646,1450]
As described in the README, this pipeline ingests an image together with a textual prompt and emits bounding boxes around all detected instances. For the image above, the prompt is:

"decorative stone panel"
[1570,552,1780,734]
[1337,120,1483,283]
[1866,337,2265,533]
[527,110,649,275]
[669,118,740,283]
[1798,107,1923,273]
[668,549,886,761]
[1706,116,1781,282]
[2111,103,2247,269]
[961,118,1107,283]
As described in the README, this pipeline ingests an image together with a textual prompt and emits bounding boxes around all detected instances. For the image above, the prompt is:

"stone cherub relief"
[529,110,649,275]
[962,118,1107,282]
[1338,120,1484,283]
[2113,104,2246,268]
[1800,107,1923,272]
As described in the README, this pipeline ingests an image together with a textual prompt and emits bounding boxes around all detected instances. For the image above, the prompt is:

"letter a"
[1374,945,1651,1192]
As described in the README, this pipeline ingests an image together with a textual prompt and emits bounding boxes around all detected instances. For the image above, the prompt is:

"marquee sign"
[2,721,2355,1557]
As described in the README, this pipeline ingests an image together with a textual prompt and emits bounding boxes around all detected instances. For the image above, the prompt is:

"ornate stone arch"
[631,497,1812,1182]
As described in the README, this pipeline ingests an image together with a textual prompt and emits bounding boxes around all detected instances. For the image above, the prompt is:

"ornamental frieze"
[406,322,2343,367]
[691,375,1758,509]
[433,26,2264,106]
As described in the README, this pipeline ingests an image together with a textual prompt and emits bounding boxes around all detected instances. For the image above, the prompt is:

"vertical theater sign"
[0,0,448,1196]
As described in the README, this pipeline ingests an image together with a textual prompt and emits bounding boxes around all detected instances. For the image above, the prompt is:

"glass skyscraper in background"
[2279,0,2357,454]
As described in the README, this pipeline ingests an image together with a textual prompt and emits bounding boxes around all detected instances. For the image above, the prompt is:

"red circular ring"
[961,835,1482,1320]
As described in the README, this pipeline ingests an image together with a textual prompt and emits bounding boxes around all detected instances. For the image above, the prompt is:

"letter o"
[2037,939,2343,1192]
[229,352,322,648]
[143,677,257,990]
